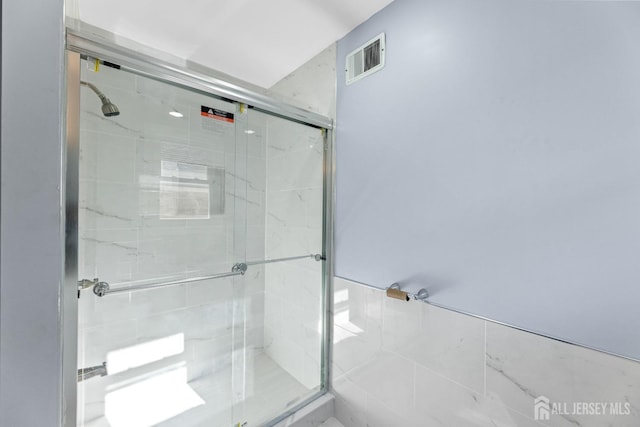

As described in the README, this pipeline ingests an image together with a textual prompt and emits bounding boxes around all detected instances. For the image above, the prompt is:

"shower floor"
[82,352,313,427]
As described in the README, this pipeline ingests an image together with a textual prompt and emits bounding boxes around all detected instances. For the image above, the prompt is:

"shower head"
[80,81,120,117]
[101,101,120,117]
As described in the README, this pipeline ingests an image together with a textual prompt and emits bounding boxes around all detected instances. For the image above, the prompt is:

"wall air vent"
[345,33,385,85]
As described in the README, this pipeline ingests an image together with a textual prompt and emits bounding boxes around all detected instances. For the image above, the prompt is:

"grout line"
[413,361,417,409]
[388,347,481,397]
[484,320,487,396]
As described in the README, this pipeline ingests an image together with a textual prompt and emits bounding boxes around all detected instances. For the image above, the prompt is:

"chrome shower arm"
[80,81,107,102]
[80,80,120,116]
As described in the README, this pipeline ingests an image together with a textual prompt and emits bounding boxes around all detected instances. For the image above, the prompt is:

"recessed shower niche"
[67,32,333,427]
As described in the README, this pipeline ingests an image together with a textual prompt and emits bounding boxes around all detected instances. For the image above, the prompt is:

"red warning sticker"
[201,106,234,123]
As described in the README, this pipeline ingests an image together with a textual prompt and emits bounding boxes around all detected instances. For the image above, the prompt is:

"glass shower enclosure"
[66,30,332,427]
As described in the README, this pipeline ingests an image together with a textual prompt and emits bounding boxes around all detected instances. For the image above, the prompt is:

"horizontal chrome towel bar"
[245,253,324,266]
[81,253,324,297]
[92,270,245,297]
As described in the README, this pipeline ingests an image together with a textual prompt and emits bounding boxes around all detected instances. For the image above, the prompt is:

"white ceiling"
[76,0,394,88]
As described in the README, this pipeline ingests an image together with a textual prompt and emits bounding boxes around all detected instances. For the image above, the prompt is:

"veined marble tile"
[386,301,486,394]
[332,375,368,427]
[185,276,235,307]
[139,104,190,143]
[266,118,325,159]
[267,190,309,229]
[412,363,541,427]
[188,128,229,153]
[319,418,346,427]
[304,186,324,230]
[486,321,640,427]
[77,374,109,426]
[78,227,138,284]
[78,319,138,368]
[136,137,226,177]
[78,291,138,327]
[243,291,266,326]
[332,278,640,427]
[79,180,140,229]
[246,112,268,158]
[334,278,383,330]
[363,391,414,427]
[80,131,137,184]
[268,43,337,119]
[247,189,266,227]
[247,155,267,192]
[246,225,266,260]
[183,226,231,270]
[130,285,187,317]
[300,350,322,390]
[332,320,383,380]
[332,278,383,378]
[266,148,323,192]
[266,226,323,259]
[343,350,415,418]
[79,227,139,244]
[134,304,229,347]
[80,60,137,93]
[80,86,143,139]
[187,333,234,382]
[265,188,323,232]
[381,293,423,354]
[269,262,321,305]
[243,264,266,295]
[265,334,305,385]
[263,258,323,383]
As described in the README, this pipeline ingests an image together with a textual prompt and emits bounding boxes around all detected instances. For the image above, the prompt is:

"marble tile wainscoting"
[331,277,640,427]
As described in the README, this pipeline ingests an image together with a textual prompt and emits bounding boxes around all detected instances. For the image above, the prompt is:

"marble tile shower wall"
[332,277,640,427]
[263,115,325,390]
[261,43,337,391]
[76,63,266,423]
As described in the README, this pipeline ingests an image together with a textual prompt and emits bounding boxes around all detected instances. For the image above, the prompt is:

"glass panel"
[229,110,326,426]
[77,59,241,426]
[75,58,326,427]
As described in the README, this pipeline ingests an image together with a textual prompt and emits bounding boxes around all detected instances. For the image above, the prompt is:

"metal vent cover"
[345,33,385,85]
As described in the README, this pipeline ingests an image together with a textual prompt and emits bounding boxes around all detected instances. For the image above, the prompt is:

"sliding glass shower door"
[73,54,327,427]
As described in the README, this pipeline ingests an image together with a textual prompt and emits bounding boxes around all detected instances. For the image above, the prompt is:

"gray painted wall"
[336,0,640,360]
[1,0,67,425]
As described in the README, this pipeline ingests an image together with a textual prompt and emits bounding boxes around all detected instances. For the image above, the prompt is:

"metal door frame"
[64,28,335,427]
